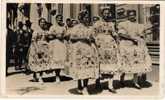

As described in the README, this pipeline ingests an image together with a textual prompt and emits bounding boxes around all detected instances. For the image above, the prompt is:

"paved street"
[6,72,159,96]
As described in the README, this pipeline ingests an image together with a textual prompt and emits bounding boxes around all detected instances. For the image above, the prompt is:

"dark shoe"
[95,84,102,90]
[120,80,125,88]
[108,88,117,93]
[77,89,83,95]
[32,78,38,82]
[95,79,102,90]
[25,70,31,75]
[134,83,141,89]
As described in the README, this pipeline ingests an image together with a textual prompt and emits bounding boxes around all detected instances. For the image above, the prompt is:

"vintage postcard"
[0,0,165,99]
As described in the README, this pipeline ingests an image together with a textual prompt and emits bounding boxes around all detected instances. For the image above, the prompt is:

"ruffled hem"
[119,66,152,73]
[29,64,64,72]
[100,64,120,73]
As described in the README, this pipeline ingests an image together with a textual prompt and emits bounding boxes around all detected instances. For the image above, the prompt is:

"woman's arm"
[31,33,39,53]
[47,26,57,40]
[117,29,138,45]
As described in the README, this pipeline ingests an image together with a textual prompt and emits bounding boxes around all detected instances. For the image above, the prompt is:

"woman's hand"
[133,39,138,45]
[47,34,55,39]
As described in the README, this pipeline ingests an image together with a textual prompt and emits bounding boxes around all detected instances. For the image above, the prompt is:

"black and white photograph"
[5,2,160,96]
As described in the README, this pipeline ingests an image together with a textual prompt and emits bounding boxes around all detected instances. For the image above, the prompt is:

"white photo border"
[1,0,165,99]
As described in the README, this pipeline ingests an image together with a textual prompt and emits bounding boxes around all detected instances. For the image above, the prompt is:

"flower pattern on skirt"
[93,21,120,74]
[48,25,67,70]
[68,42,99,80]
[119,38,152,73]
[95,34,120,74]
[48,39,67,69]
[28,40,51,72]
[117,21,152,73]
[66,24,99,80]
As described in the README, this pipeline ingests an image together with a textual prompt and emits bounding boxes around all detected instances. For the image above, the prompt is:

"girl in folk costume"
[93,8,120,93]
[28,18,51,83]
[117,10,152,89]
[66,10,99,94]
[48,14,67,83]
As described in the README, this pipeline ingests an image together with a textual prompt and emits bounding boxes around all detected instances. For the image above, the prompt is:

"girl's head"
[38,18,46,29]
[127,10,136,22]
[78,10,90,26]
[101,8,112,22]
[56,14,63,26]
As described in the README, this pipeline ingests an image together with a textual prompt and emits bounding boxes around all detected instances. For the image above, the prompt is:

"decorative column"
[30,4,40,31]
[51,4,58,24]
[63,4,71,22]
[91,4,99,17]
[138,4,144,24]
[72,4,80,19]
[41,4,48,21]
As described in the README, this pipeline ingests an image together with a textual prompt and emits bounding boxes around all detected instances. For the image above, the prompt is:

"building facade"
[7,3,159,42]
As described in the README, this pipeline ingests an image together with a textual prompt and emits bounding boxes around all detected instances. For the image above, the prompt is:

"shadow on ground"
[29,75,73,83]
[16,86,44,95]
[68,80,152,95]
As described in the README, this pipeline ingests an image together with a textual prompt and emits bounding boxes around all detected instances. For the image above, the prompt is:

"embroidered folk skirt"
[67,41,99,80]
[48,39,67,70]
[118,37,152,73]
[28,41,51,72]
[95,34,120,74]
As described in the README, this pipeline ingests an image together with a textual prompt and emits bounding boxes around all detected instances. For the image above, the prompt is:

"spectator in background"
[15,21,26,70]
[24,20,33,73]
[6,18,17,75]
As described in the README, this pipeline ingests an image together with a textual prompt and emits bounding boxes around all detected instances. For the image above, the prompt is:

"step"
[146,41,159,45]
[151,56,159,60]
[150,57,159,61]
[147,65,159,82]
[149,51,159,56]
[151,56,159,65]
[148,48,159,52]
[147,46,159,49]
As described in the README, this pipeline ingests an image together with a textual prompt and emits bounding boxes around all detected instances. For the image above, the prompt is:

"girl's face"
[72,20,78,26]
[102,9,111,22]
[39,19,46,29]
[56,16,63,24]
[66,20,72,27]
[82,15,90,26]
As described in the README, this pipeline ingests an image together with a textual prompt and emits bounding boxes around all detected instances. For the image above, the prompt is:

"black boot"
[95,78,102,90]
[120,73,125,88]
